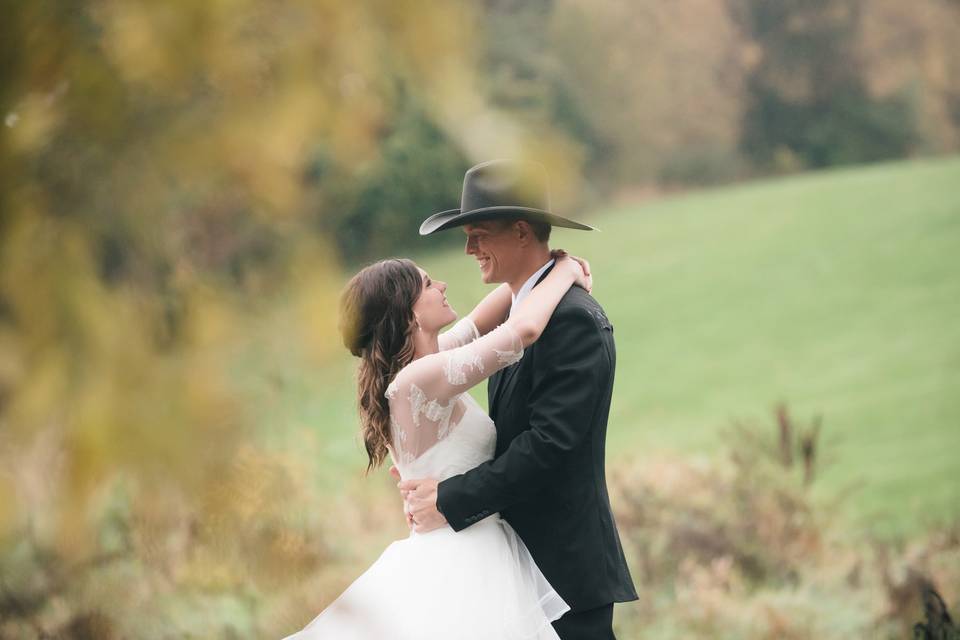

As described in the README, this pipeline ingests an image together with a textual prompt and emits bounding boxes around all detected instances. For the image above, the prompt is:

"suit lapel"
[490,359,521,418]
[495,360,522,413]
[489,368,505,417]
[532,262,555,287]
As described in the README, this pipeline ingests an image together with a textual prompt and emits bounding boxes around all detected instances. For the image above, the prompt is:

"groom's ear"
[512,219,550,247]
[514,220,534,247]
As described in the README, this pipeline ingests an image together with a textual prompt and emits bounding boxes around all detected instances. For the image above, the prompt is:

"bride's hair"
[339,258,422,472]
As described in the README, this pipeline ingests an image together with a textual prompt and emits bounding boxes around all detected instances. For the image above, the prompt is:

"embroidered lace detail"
[392,416,405,443]
[444,348,485,385]
[494,346,523,366]
[385,323,523,468]
[408,383,457,436]
[491,323,524,366]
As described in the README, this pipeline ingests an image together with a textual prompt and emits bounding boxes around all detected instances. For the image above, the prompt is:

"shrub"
[610,404,960,639]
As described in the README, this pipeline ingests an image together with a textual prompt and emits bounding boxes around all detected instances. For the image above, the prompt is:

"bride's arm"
[465,283,513,336]
[470,252,592,338]
[437,285,511,351]
[393,257,584,439]
[445,253,592,346]
[505,256,585,348]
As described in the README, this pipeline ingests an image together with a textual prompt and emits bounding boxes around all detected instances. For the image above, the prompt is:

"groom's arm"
[435,301,610,532]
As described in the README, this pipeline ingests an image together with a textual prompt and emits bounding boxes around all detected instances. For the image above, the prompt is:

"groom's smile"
[463,221,518,285]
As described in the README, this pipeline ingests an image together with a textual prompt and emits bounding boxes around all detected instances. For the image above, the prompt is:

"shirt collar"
[509,259,555,318]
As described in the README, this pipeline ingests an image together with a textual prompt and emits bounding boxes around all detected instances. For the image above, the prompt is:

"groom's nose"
[464,236,478,255]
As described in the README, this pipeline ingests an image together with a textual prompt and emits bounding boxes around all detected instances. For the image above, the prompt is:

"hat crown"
[460,160,550,214]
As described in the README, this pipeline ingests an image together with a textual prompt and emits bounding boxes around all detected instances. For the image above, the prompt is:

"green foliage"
[658,144,748,186]
[744,82,922,169]
[315,97,470,263]
[0,1,506,636]
[609,407,960,639]
[738,0,924,168]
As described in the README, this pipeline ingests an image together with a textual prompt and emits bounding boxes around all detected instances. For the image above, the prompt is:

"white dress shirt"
[508,259,555,319]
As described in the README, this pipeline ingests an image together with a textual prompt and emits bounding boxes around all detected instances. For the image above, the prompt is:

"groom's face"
[463,220,523,284]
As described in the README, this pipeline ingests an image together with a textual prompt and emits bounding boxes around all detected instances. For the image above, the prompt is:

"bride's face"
[412,267,457,333]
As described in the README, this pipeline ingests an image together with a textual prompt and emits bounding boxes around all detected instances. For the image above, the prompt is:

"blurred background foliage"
[0,0,958,638]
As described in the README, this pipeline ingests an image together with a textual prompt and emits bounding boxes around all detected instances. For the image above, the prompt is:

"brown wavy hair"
[339,258,422,472]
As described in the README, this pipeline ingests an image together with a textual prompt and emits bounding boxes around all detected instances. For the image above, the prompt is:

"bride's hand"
[390,465,415,529]
[551,249,592,294]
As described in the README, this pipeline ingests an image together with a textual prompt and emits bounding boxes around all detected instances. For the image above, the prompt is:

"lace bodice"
[386,318,523,480]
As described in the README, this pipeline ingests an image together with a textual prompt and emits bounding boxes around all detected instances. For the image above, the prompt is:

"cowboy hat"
[419,159,595,235]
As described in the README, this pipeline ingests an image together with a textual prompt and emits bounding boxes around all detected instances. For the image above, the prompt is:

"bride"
[282,251,591,640]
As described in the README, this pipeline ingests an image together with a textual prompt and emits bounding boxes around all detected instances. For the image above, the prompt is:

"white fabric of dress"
[282,318,569,640]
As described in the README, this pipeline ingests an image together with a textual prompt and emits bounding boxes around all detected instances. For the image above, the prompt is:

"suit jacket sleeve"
[437,303,608,531]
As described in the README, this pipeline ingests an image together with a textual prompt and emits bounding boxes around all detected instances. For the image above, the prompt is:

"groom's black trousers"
[552,603,615,640]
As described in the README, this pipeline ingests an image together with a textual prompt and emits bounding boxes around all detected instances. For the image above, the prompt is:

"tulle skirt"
[283,515,569,640]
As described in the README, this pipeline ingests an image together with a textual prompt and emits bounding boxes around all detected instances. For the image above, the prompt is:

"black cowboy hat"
[419,159,595,235]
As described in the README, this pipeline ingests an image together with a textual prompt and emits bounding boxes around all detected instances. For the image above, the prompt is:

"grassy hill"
[260,156,960,538]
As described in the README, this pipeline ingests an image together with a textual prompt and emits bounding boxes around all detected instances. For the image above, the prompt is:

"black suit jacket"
[437,277,638,611]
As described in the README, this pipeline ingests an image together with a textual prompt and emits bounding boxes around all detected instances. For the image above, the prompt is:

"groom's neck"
[506,246,553,295]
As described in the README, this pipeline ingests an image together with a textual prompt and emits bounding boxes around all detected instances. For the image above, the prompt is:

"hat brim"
[419,206,596,236]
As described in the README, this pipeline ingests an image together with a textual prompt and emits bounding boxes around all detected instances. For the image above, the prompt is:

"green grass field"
[260,156,960,539]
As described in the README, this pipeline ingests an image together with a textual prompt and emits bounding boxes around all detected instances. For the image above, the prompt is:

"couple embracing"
[284,160,637,640]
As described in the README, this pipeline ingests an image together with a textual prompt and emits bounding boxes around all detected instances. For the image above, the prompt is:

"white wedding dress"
[282,318,569,640]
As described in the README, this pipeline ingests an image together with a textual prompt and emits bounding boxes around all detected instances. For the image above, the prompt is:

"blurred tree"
[549,0,750,187]
[0,0,581,637]
[480,0,608,197]
[300,0,589,263]
[735,0,924,169]
[311,92,470,263]
[857,0,960,153]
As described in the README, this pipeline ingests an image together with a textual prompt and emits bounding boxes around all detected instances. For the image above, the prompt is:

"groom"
[400,160,637,639]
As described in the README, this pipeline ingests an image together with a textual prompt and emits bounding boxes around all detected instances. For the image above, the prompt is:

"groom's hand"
[398,478,447,533]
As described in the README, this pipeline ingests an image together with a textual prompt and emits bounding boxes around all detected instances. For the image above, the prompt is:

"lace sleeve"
[437,317,481,351]
[386,323,523,463]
